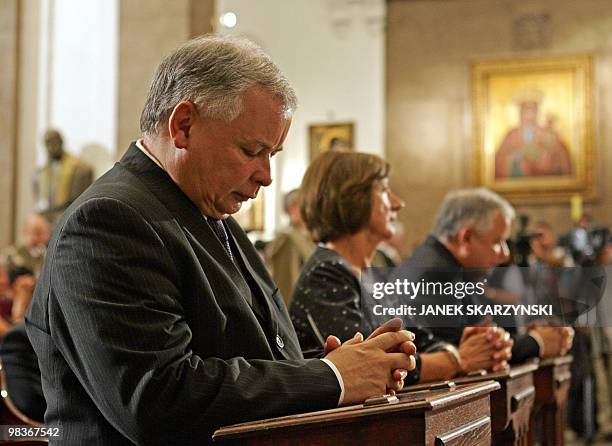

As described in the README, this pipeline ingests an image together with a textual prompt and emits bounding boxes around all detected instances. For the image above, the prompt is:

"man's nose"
[499,240,510,262]
[253,155,272,186]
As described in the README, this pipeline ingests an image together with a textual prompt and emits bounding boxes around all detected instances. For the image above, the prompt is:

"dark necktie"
[208,219,233,260]
[209,219,270,333]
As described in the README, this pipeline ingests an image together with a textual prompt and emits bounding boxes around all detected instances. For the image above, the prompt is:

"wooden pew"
[213,381,499,445]
[528,355,572,446]
[441,363,538,446]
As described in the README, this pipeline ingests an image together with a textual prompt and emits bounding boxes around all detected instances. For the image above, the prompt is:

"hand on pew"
[323,318,412,387]
[529,326,575,357]
[324,321,416,405]
[322,318,404,355]
[459,326,513,373]
[365,318,414,391]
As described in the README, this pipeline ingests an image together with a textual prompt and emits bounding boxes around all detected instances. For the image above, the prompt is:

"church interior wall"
[387,0,612,250]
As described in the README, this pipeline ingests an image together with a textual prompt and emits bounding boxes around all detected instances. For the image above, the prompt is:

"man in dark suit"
[395,188,573,364]
[26,36,416,445]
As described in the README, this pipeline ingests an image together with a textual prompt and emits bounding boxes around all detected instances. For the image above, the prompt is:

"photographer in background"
[530,221,572,268]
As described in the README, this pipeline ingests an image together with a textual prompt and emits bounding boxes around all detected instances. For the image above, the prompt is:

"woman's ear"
[168,101,196,149]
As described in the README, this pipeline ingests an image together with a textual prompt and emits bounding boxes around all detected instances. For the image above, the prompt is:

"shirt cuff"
[321,358,345,406]
[528,331,544,357]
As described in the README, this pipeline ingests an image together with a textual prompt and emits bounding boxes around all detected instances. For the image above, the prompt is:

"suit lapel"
[226,220,304,360]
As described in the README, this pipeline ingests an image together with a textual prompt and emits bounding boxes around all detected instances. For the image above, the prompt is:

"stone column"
[0,0,19,246]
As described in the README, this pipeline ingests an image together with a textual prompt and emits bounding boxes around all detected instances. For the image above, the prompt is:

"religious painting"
[473,55,594,203]
[308,122,354,161]
[233,193,264,232]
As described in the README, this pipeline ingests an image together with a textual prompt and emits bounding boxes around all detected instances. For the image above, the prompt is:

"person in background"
[482,247,527,333]
[0,261,12,337]
[266,188,315,306]
[8,266,36,324]
[290,151,512,383]
[569,214,594,264]
[3,213,50,276]
[530,220,571,268]
[33,129,93,223]
[396,188,574,363]
[526,220,576,321]
[0,262,35,338]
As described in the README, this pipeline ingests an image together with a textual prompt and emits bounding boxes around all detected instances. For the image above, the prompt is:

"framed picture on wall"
[308,122,354,161]
[233,193,264,232]
[472,55,594,203]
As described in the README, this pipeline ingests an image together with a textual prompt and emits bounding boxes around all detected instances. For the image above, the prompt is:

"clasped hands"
[458,325,513,374]
[530,325,575,357]
[323,318,416,405]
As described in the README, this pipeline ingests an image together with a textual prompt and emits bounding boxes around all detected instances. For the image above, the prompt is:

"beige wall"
[387,0,612,251]
[0,0,19,246]
[117,0,214,157]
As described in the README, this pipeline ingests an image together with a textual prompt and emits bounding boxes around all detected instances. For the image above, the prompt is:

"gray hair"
[432,188,515,241]
[283,188,300,214]
[140,35,297,135]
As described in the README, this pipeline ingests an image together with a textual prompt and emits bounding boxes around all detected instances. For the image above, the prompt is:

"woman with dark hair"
[290,150,511,383]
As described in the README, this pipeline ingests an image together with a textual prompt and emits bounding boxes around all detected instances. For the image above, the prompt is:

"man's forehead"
[475,212,511,238]
[232,111,289,148]
[238,120,291,152]
[496,214,512,238]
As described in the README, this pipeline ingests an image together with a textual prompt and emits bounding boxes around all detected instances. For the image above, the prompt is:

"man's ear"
[456,225,473,245]
[168,101,196,149]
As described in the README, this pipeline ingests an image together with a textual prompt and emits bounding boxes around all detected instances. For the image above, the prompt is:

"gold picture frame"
[472,55,594,203]
[308,122,354,161]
